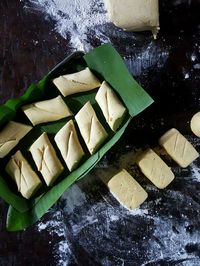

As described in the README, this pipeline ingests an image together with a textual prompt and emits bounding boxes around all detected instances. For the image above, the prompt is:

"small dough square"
[0,121,32,158]
[95,81,126,131]
[6,151,42,199]
[105,0,160,37]
[29,132,64,186]
[137,149,175,189]
[75,101,108,154]
[53,68,101,97]
[55,120,85,171]
[159,128,199,168]
[108,169,148,209]
[22,95,72,126]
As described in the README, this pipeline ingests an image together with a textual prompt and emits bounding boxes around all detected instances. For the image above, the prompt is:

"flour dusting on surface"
[61,184,87,214]
[25,0,109,51]
[37,210,72,265]
[35,140,200,265]
[190,163,200,182]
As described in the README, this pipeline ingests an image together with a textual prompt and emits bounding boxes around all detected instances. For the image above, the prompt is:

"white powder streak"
[25,0,109,51]
[61,184,86,214]
[37,211,72,265]
[190,163,200,182]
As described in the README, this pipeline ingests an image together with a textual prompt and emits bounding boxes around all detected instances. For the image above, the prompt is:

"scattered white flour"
[190,163,200,182]
[61,184,87,214]
[142,217,198,265]
[173,0,192,6]
[185,73,190,79]
[71,216,98,236]
[191,54,197,62]
[37,210,72,265]
[125,44,169,76]
[194,64,200,69]
[25,0,109,51]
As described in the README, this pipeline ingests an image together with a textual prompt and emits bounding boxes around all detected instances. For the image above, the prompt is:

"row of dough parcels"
[5,94,124,200]
[0,68,127,159]
[102,128,199,210]
[1,72,127,199]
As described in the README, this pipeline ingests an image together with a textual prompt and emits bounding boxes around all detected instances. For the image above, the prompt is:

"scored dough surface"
[159,128,199,168]
[29,132,64,186]
[6,150,42,199]
[22,95,72,126]
[108,169,148,209]
[75,101,108,154]
[137,149,175,189]
[95,81,126,131]
[55,120,85,171]
[0,121,32,158]
[53,67,101,97]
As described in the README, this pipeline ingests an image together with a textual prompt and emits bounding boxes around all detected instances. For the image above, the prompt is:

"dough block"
[22,95,72,126]
[190,112,200,137]
[137,149,175,189]
[53,67,101,97]
[6,150,42,199]
[0,121,32,158]
[29,132,64,186]
[75,101,108,154]
[95,81,126,131]
[55,120,85,171]
[159,128,199,168]
[104,0,160,37]
[108,169,148,209]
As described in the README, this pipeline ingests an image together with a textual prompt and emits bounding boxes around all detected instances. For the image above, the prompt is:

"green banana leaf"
[0,44,153,231]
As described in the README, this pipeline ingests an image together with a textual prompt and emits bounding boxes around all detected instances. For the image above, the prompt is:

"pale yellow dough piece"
[95,81,126,131]
[159,128,199,168]
[55,120,85,171]
[22,95,72,126]
[53,67,101,97]
[29,132,64,186]
[108,169,148,209]
[75,101,108,154]
[6,151,42,199]
[137,149,175,189]
[190,112,200,137]
[0,121,32,158]
[104,0,160,38]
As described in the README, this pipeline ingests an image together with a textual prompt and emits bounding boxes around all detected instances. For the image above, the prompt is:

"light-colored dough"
[95,81,126,131]
[137,149,174,189]
[29,132,64,186]
[55,120,85,171]
[75,101,108,154]
[22,95,72,126]
[104,0,160,38]
[53,67,101,97]
[190,112,200,137]
[108,169,148,209]
[0,121,32,158]
[159,128,199,168]
[6,150,42,199]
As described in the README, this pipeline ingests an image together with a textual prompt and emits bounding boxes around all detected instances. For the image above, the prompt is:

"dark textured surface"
[1,0,200,265]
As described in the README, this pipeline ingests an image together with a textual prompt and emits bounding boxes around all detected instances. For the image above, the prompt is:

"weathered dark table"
[1,0,200,265]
